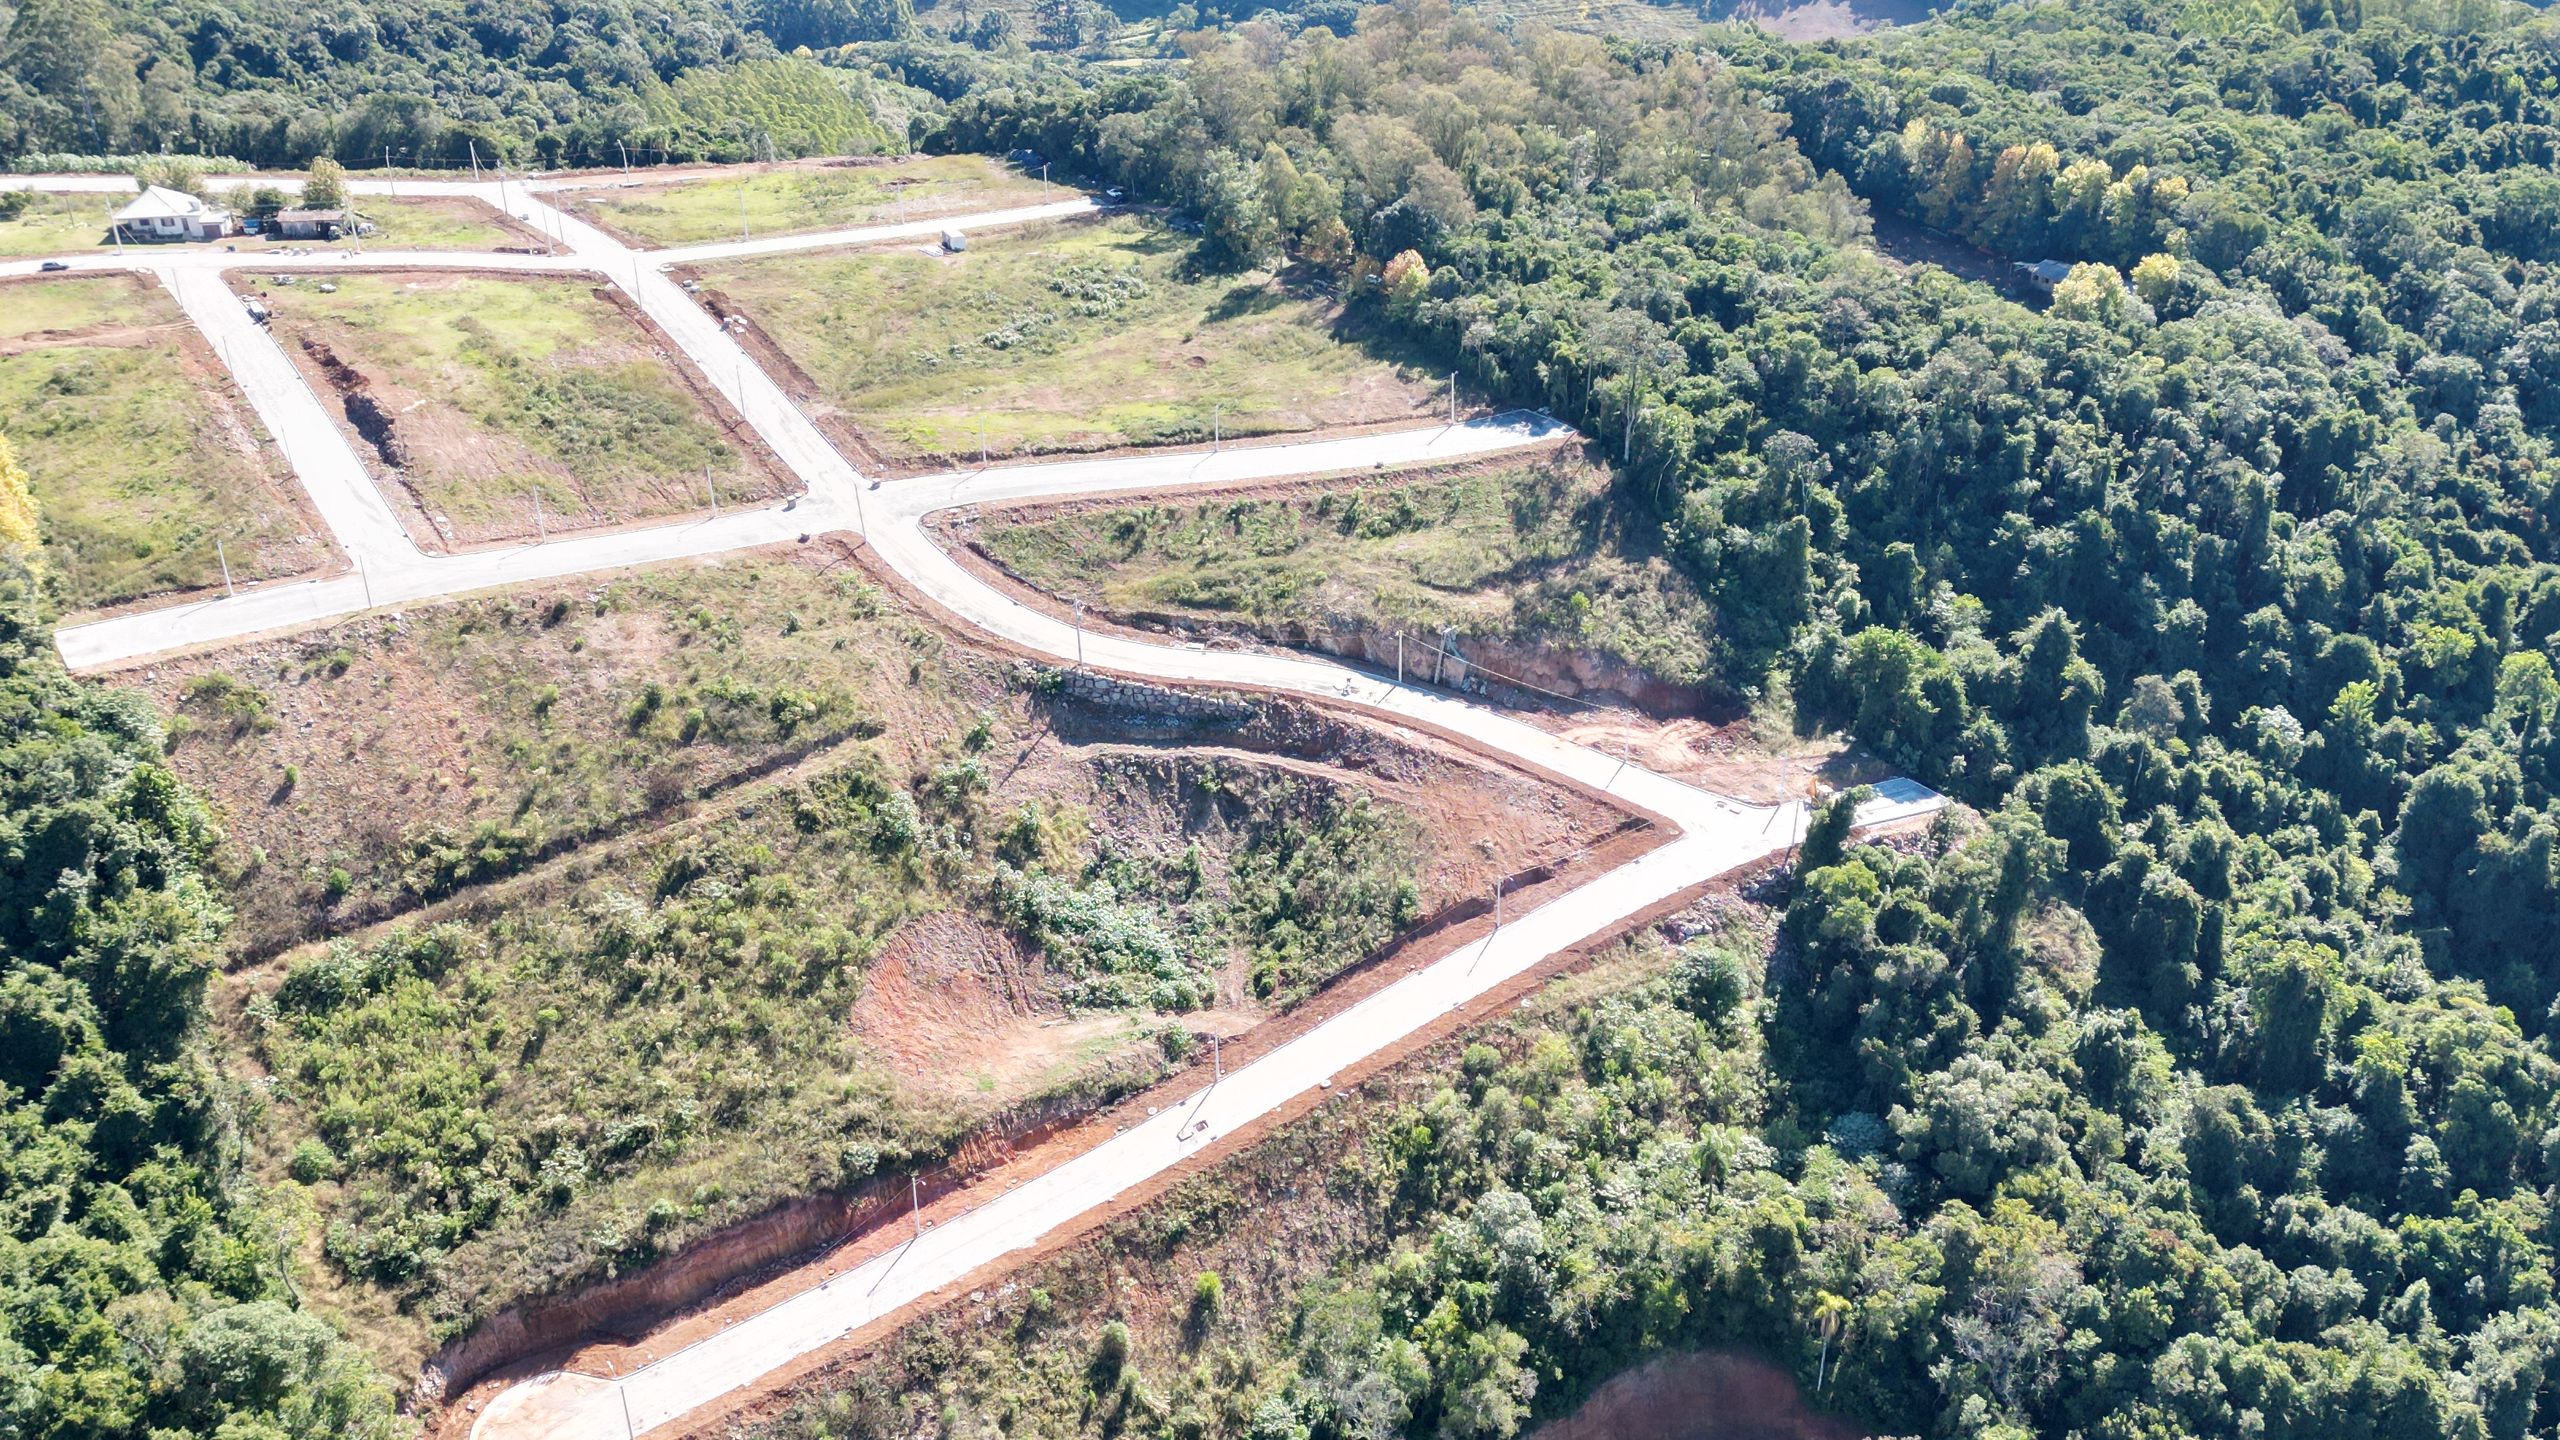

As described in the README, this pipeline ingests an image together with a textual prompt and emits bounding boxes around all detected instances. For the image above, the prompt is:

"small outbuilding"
[111,186,232,243]
[271,208,351,241]
[941,228,968,253]
[2013,259,2073,295]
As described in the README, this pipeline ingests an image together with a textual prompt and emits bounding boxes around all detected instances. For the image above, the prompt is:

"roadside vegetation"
[743,919,1823,1440]
[693,213,1439,467]
[0,274,329,612]
[973,452,1717,694]
[560,154,1053,247]
[241,736,1428,1358]
[255,271,787,546]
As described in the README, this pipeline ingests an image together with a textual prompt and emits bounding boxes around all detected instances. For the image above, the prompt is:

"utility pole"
[1041,161,1051,193]
[911,1175,922,1240]
[703,464,721,516]
[1072,599,1085,667]
[1211,404,1222,451]
[738,170,750,243]
[533,490,545,542]
[618,139,631,174]
[1396,632,1404,687]
[978,423,988,468]
[384,146,394,193]
[1210,1034,1223,1081]
[1447,371,1458,424]
[468,139,481,182]
[1493,877,1503,928]
[216,538,234,598]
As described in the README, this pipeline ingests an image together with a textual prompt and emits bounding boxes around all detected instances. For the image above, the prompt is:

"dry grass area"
[691,214,1442,470]
[556,155,1055,248]
[964,450,1721,702]
[250,269,790,548]
[0,272,334,612]
[137,549,1623,1368]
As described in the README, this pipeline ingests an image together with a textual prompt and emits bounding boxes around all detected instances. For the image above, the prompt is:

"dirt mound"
[1533,1351,1868,1440]
[852,912,1123,1101]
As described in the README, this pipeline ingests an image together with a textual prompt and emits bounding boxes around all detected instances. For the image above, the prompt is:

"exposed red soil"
[1532,1349,1870,1440]
[428,800,1684,1438]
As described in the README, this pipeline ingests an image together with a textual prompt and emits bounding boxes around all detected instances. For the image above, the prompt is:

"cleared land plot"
[331,194,545,251]
[150,551,1618,1365]
[0,274,333,611]
[558,154,1054,248]
[692,214,1441,469]
[253,270,791,548]
[962,451,1720,699]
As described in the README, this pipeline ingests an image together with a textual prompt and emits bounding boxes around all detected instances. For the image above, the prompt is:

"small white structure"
[941,228,968,253]
[111,186,231,243]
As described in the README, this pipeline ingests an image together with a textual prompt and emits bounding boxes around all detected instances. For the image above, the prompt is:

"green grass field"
[0,274,328,611]
[0,192,123,256]
[559,155,1053,248]
[977,454,1719,689]
[257,271,786,545]
[698,215,1440,467]
[342,194,532,250]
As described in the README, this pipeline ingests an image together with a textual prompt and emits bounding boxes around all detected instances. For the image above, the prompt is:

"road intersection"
[8,171,1943,1438]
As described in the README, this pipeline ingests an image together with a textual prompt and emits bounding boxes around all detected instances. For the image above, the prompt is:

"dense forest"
[0,551,403,1437]
[11,0,2560,1433]
[881,0,2560,1435]
[0,0,921,167]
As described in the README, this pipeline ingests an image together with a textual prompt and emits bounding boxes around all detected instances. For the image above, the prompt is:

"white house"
[111,186,232,243]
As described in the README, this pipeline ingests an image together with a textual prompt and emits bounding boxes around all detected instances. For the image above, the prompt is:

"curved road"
[9,175,1941,1438]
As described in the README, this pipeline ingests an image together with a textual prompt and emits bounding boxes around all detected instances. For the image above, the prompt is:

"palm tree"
[1813,1290,1853,1393]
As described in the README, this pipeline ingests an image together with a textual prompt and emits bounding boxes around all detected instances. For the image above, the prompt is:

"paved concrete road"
[469,467,1940,1440]
[6,169,1945,1439]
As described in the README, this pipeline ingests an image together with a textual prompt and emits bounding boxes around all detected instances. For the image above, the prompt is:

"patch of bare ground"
[1530,1350,1868,1440]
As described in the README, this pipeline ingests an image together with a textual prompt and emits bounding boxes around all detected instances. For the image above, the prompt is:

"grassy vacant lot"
[143,552,1611,1361]
[256,270,788,546]
[0,192,120,256]
[972,452,1719,692]
[696,214,1440,467]
[560,154,1053,248]
[0,274,330,611]
[339,194,536,250]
